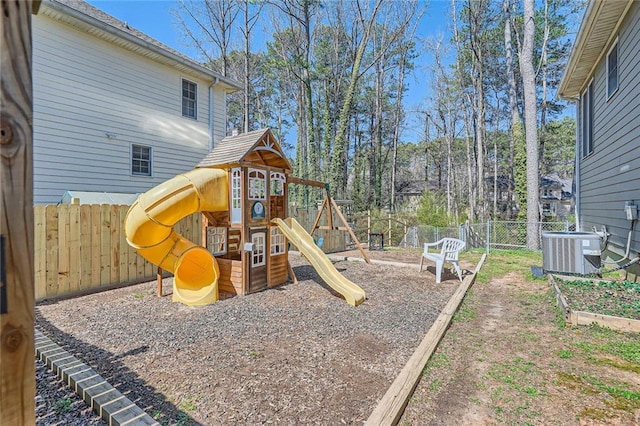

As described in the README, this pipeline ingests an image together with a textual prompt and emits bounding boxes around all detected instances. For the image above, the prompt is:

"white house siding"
[32,14,220,204]
[578,1,640,257]
[212,84,228,144]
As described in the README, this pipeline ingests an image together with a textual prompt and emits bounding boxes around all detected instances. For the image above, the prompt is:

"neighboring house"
[539,174,574,221]
[558,0,640,275]
[395,180,428,211]
[485,175,516,219]
[32,0,241,204]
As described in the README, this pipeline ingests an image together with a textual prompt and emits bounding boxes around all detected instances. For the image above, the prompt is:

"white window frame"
[270,227,286,256]
[270,171,285,196]
[248,169,267,200]
[131,144,152,176]
[206,227,227,256]
[606,39,619,99]
[182,78,197,119]
[231,168,242,223]
[580,80,593,158]
[252,232,266,267]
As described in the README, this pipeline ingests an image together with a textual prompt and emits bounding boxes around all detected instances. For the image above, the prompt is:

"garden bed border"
[549,274,640,333]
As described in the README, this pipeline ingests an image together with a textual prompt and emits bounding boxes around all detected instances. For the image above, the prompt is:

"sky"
[86,0,455,143]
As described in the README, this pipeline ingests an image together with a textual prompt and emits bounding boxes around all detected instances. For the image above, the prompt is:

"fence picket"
[34,206,46,298]
[45,205,59,297]
[80,205,92,291]
[118,207,129,282]
[110,205,120,284]
[90,206,101,288]
[68,204,81,293]
[100,204,111,286]
[57,204,70,295]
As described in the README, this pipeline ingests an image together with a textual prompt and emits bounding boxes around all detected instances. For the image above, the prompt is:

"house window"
[607,40,618,98]
[271,227,285,255]
[248,169,266,200]
[270,172,285,195]
[131,144,151,176]
[580,81,593,157]
[206,227,227,255]
[182,79,197,119]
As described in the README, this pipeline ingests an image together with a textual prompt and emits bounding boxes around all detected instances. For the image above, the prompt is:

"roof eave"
[40,0,242,91]
[557,0,633,100]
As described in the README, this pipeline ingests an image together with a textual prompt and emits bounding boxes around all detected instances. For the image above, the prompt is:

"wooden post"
[367,210,371,247]
[157,267,163,296]
[1,1,39,423]
[388,213,392,246]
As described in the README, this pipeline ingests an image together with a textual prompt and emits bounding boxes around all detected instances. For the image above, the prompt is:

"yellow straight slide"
[272,217,366,306]
[125,168,228,306]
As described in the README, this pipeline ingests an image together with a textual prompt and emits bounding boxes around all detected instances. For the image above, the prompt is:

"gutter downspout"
[208,77,219,151]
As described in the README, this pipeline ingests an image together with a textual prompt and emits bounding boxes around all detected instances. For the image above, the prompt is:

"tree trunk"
[520,0,540,249]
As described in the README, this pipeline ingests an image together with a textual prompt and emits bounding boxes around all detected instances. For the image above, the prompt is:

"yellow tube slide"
[125,168,228,306]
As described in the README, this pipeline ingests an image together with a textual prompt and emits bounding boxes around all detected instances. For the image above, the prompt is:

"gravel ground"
[35,249,464,425]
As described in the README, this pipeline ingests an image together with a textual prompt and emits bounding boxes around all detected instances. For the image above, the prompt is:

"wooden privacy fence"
[289,208,349,253]
[34,204,200,300]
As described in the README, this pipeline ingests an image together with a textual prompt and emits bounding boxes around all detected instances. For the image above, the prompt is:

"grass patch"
[54,397,72,414]
[555,371,640,414]
[558,349,572,359]
[475,250,542,284]
[453,298,476,322]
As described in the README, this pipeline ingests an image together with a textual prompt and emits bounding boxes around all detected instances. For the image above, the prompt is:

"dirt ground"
[35,248,640,425]
[401,256,640,426]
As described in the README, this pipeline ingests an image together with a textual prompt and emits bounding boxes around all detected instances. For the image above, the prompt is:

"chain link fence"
[401,220,575,253]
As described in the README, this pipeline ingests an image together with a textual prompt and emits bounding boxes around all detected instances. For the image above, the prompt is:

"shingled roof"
[197,129,292,171]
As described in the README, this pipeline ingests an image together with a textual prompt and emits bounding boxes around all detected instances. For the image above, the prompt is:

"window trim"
[252,232,266,267]
[606,38,619,99]
[131,144,152,177]
[248,168,267,201]
[206,227,227,256]
[270,171,285,196]
[270,227,286,256]
[580,80,594,158]
[181,78,197,119]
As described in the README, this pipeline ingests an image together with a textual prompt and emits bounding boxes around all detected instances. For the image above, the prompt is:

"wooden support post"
[311,195,327,234]
[1,1,39,423]
[287,260,298,285]
[330,197,371,264]
[367,210,371,247]
[157,267,163,297]
[388,213,392,246]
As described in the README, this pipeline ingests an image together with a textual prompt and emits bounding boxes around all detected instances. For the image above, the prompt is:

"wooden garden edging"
[549,274,640,333]
[33,204,200,300]
[365,253,487,426]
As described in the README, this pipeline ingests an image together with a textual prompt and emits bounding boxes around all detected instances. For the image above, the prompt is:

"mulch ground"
[36,249,471,425]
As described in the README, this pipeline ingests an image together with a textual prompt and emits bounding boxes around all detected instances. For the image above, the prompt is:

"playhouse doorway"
[249,229,267,292]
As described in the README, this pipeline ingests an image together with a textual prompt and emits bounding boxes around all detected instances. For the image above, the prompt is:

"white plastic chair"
[419,238,466,283]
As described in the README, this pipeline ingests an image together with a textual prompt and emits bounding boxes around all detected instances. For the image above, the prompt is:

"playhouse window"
[252,232,266,266]
[248,169,266,200]
[270,172,285,195]
[182,78,197,119]
[206,227,227,256]
[131,144,151,176]
[271,227,285,255]
[231,168,241,209]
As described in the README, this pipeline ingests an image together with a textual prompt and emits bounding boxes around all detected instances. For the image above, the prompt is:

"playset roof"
[197,128,292,171]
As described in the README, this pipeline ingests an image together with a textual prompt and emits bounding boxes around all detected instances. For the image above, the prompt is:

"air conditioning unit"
[542,231,601,275]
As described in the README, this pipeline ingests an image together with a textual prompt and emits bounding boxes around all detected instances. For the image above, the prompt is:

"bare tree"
[176,0,240,76]
[520,0,539,248]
